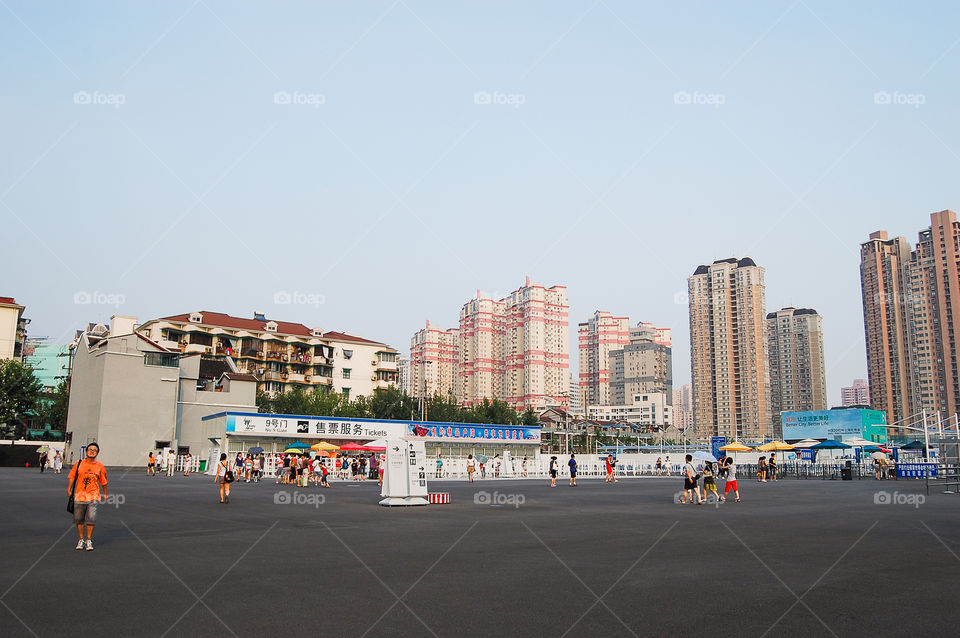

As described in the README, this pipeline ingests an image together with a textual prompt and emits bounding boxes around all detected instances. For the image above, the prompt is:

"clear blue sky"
[3,1,959,405]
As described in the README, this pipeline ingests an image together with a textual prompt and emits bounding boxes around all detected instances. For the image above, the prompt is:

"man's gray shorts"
[73,501,98,525]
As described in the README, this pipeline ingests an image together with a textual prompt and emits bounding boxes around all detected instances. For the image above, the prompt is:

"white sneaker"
[75,539,85,550]
[85,539,94,551]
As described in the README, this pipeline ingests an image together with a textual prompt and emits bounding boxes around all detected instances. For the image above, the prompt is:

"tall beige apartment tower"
[688,257,770,440]
[766,307,827,435]
[459,278,569,411]
[908,210,960,421]
[409,321,460,400]
[860,230,914,428]
[578,311,629,407]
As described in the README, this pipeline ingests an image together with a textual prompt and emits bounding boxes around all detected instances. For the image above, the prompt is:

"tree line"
[0,359,68,439]
[256,386,540,426]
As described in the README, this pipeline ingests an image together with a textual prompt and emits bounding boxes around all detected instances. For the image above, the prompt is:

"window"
[343,368,351,379]
[144,352,179,367]
[342,387,350,399]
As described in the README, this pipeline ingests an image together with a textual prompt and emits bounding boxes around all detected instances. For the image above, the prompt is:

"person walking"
[568,453,578,487]
[605,454,618,483]
[479,459,486,480]
[702,461,719,503]
[214,453,234,503]
[664,455,671,476]
[147,452,156,476]
[166,449,177,477]
[681,454,702,504]
[320,460,330,488]
[521,454,528,478]
[656,457,663,476]
[757,456,768,482]
[183,452,192,476]
[435,454,443,479]
[67,442,108,551]
[39,451,48,473]
[768,453,778,481]
[466,454,476,483]
[494,455,502,478]
[720,457,741,502]
[549,456,558,488]
[53,449,63,474]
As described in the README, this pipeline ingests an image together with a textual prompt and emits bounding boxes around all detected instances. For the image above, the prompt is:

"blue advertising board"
[781,409,887,443]
[800,449,816,463]
[711,436,726,460]
[896,462,938,478]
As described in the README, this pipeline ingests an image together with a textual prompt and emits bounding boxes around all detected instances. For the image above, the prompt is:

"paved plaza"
[2,467,958,637]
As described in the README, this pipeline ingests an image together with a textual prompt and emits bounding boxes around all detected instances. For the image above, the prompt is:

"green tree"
[370,387,415,420]
[425,393,461,422]
[520,407,539,426]
[39,379,70,431]
[0,359,42,435]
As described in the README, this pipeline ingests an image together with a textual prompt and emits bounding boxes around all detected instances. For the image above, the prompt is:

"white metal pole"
[922,409,930,462]
[937,410,943,437]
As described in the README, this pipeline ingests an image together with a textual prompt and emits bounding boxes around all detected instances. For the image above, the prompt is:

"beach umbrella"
[720,442,753,451]
[283,447,304,455]
[842,437,877,448]
[366,438,388,450]
[284,441,311,450]
[692,451,718,463]
[311,441,339,451]
[790,439,821,449]
[812,440,850,449]
[758,441,795,452]
[901,441,927,451]
[339,442,367,451]
[871,452,887,460]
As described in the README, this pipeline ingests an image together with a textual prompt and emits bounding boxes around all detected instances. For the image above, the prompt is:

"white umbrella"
[871,451,887,460]
[366,438,388,449]
[692,450,718,463]
[790,439,821,449]
[842,437,877,448]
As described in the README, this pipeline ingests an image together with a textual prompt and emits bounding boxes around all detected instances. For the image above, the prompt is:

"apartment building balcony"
[263,370,286,381]
[287,372,306,383]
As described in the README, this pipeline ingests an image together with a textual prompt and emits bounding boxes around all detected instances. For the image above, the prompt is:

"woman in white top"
[466,455,476,483]
[214,453,233,503]
[183,453,192,476]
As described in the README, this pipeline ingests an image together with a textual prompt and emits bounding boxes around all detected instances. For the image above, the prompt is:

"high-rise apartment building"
[688,257,770,440]
[841,379,870,407]
[672,384,694,430]
[608,323,672,406]
[459,278,569,411]
[397,356,410,396]
[409,321,459,399]
[908,210,960,420]
[861,210,960,430]
[568,372,581,415]
[860,230,914,428]
[578,311,629,407]
[766,308,827,435]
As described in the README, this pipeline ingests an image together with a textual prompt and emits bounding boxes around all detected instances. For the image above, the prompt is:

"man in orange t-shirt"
[68,442,109,551]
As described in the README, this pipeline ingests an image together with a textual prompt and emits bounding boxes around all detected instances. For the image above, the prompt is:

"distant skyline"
[4,2,959,408]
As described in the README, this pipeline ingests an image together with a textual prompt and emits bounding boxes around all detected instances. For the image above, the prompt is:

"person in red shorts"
[720,456,741,503]
[604,454,618,483]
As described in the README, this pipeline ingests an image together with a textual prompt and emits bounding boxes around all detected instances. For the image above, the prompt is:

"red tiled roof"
[156,311,389,346]
[322,330,387,347]
[158,311,313,337]
[221,373,258,382]
[0,296,19,304]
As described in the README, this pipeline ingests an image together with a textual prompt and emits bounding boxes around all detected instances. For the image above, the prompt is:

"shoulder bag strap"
[70,460,83,495]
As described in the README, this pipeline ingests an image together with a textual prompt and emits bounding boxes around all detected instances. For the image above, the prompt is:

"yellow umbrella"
[757,440,795,452]
[311,441,340,451]
[720,441,753,452]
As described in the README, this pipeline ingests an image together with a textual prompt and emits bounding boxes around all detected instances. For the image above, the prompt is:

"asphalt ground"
[1,467,958,637]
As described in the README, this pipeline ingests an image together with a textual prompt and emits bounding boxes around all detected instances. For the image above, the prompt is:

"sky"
[3,1,959,406]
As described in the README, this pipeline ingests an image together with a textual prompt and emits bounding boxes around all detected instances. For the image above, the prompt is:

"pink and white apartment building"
[578,311,630,407]
[409,321,460,399]
[458,278,569,411]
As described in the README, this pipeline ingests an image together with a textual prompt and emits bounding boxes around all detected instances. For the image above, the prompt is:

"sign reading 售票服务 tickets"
[223,413,400,439]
